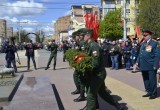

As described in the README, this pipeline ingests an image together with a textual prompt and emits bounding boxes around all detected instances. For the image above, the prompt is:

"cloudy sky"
[0,0,100,36]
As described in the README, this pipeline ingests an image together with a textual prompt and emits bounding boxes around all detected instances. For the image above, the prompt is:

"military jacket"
[87,40,105,70]
[48,43,58,54]
[137,39,159,70]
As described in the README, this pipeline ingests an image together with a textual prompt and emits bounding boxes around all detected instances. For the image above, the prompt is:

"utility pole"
[123,0,127,40]
[18,25,21,43]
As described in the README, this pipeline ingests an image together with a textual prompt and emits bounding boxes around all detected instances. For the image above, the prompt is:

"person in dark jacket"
[5,39,17,73]
[122,41,132,70]
[25,40,37,70]
[62,40,69,62]
[109,40,120,70]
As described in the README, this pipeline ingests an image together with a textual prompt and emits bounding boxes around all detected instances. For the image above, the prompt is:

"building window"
[126,9,130,14]
[126,18,130,23]
[135,0,140,4]
[105,0,114,4]
[127,28,130,33]
[126,0,130,5]
[117,0,121,5]
[136,9,140,14]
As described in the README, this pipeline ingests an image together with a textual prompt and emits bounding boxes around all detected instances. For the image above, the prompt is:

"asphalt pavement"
[0,49,160,110]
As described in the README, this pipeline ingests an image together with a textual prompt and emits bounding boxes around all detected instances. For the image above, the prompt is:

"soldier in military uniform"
[136,29,160,99]
[81,28,124,110]
[45,40,58,70]
[71,30,86,102]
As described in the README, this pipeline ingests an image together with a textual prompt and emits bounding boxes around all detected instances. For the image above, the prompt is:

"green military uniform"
[45,40,58,70]
[82,29,123,110]
[71,30,86,102]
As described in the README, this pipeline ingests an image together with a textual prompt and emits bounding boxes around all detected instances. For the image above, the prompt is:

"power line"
[0,4,70,10]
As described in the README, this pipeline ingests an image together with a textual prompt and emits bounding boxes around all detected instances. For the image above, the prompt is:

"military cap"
[76,28,86,37]
[83,28,94,36]
[142,29,153,35]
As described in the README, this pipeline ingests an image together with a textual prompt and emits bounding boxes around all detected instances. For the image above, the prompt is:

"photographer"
[25,40,37,70]
[5,39,17,73]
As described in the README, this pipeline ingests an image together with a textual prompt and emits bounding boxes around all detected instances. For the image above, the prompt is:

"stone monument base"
[0,74,23,102]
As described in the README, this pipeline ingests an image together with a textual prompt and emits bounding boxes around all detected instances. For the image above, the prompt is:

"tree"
[36,35,40,43]
[137,0,160,37]
[15,30,30,43]
[98,9,123,40]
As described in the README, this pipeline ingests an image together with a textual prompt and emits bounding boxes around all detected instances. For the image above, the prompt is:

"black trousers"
[27,56,37,69]
[6,58,17,72]
[142,70,157,96]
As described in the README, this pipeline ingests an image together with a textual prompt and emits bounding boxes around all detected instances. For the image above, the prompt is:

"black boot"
[53,64,56,70]
[74,91,86,102]
[71,86,80,95]
[45,66,50,70]
[114,102,125,110]
[0,106,3,110]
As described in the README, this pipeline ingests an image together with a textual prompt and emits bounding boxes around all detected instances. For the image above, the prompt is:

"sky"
[0,0,101,37]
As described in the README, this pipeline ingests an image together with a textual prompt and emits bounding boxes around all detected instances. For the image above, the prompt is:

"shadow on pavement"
[157,87,160,97]
[98,94,128,110]
[52,84,65,110]
[18,70,33,73]
[17,66,27,68]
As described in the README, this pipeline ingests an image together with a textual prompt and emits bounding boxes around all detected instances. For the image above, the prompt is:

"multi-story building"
[101,0,140,36]
[54,15,71,42]
[0,19,7,38]
[7,27,13,38]
[70,4,101,32]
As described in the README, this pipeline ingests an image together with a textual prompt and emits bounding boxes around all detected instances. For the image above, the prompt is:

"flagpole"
[123,0,127,40]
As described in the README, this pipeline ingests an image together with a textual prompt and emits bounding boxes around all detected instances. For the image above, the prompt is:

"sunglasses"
[143,34,149,37]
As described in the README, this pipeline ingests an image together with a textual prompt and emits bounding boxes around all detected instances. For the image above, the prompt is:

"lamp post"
[123,0,127,40]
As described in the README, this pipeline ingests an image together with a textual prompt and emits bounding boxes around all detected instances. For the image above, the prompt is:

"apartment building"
[70,4,101,31]
[101,0,140,36]
[0,19,7,38]
[7,27,13,38]
[54,15,71,42]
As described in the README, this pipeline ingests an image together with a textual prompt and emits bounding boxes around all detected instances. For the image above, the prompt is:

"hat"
[83,28,93,36]
[77,28,86,36]
[142,29,153,35]
[51,39,55,42]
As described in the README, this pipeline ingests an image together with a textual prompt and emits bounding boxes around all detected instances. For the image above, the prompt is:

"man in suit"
[136,29,160,99]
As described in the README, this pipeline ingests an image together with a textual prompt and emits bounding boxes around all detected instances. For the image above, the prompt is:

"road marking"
[105,77,160,110]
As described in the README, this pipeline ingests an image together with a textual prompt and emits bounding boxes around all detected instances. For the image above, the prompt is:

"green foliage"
[99,9,123,40]
[36,35,40,43]
[15,30,30,43]
[137,0,160,37]
[65,49,93,73]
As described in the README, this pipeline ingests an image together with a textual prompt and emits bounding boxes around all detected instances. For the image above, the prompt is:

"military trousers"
[142,70,157,96]
[85,69,115,110]
[73,70,85,92]
[47,54,57,67]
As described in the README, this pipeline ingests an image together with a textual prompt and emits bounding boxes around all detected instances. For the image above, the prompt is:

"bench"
[0,68,14,79]
[7,77,59,110]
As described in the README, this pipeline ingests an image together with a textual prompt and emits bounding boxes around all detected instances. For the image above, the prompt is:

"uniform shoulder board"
[152,39,157,42]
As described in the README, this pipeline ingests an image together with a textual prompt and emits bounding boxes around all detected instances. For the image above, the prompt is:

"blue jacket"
[137,39,159,71]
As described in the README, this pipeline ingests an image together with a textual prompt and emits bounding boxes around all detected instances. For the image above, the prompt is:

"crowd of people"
[1,28,160,110]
